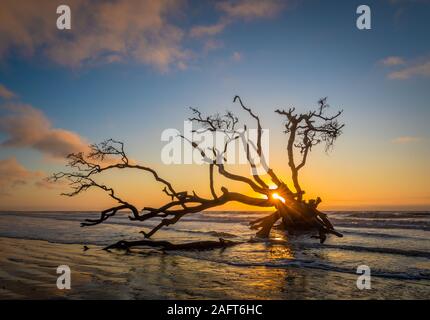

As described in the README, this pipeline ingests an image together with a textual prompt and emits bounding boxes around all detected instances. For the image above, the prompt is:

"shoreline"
[1,237,429,300]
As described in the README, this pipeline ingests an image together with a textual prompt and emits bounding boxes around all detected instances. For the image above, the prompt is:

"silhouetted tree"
[51,96,344,250]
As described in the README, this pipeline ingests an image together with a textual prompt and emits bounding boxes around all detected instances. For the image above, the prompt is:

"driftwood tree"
[51,96,344,250]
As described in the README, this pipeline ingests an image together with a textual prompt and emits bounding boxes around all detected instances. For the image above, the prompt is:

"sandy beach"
[1,234,429,300]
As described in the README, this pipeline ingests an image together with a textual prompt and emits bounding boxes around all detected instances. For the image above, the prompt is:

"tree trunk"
[251,201,343,242]
[103,238,242,251]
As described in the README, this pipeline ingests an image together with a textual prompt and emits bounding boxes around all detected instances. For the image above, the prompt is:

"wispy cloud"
[388,60,430,80]
[190,0,286,38]
[0,0,291,72]
[0,103,89,159]
[190,21,229,38]
[379,56,405,66]
[0,0,190,72]
[392,136,422,144]
[0,0,288,71]
[0,84,16,99]
[380,55,430,80]
[0,157,62,196]
[0,157,43,195]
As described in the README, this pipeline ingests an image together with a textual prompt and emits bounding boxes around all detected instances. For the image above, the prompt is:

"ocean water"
[0,210,429,299]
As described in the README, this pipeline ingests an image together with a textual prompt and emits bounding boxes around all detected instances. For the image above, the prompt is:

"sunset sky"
[0,0,429,211]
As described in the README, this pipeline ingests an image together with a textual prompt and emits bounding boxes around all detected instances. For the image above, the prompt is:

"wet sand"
[1,236,428,299]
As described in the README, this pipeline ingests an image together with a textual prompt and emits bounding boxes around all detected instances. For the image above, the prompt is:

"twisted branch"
[51,96,344,242]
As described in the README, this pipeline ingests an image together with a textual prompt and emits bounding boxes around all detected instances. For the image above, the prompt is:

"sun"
[272,193,286,203]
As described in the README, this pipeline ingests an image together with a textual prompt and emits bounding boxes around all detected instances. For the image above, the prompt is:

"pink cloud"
[0,0,289,71]
[380,55,430,80]
[0,157,43,195]
[191,0,286,39]
[0,103,89,159]
[388,60,430,80]
[392,136,422,144]
[189,0,286,60]
[0,0,190,72]
[0,157,65,196]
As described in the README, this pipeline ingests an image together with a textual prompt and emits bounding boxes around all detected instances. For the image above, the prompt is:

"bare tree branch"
[52,96,344,245]
[275,97,344,199]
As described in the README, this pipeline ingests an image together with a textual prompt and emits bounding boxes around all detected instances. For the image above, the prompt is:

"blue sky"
[0,0,429,210]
